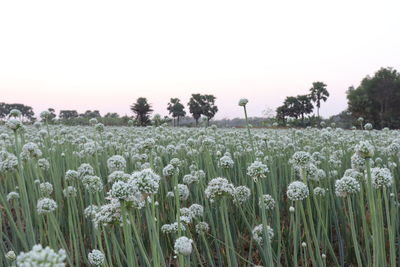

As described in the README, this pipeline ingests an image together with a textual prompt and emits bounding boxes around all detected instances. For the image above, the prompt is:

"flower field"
[1,122,399,266]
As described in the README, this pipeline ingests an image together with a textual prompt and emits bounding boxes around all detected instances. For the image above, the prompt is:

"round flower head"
[0,151,18,173]
[7,191,19,201]
[6,119,23,131]
[107,155,126,172]
[95,123,105,132]
[355,141,374,159]
[351,153,366,172]
[65,170,79,182]
[371,167,393,189]
[218,155,234,169]
[247,161,269,182]
[16,245,66,266]
[259,194,275,210]
[233,186,251,205]
[364,123,373,130]
[252,224,274,246]
[88,249,105,266]
[174,236,193,256]
[287,181,309,201]
[77,163,95,178]
[313,187,326,197]
[238,98,249,106]
[163,164,178,177]
[5,250,16,261]
[82,175,104,193]
[204,177,235,203]
[176,184,190,201]
[130,168,161,195]
[290,151,312,168]
[189,203,204,218]
[195,221,210,234]
[63,186,78,198]
[40,110,52,121]
[37,197,58,214]
[39,182,53,196]
[335,176,360,197]
[9,109,22,117]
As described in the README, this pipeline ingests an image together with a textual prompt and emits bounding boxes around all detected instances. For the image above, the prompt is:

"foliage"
[130,97,153,126]
[347,67,400,129]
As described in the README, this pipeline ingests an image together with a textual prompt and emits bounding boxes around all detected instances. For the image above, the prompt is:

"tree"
[80,110,101,118]
[187,94,204,126]
[296,94,314,121]
[130,97,153,126]
[47,108,57,122]
[59,110,79,120]
[347,67,400,128]
[167,98,186,126]
[104,112,120,118]
[309,81,329,118]
[201,94,218,126]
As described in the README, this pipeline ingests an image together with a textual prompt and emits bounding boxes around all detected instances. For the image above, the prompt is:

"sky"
[1,0,400,119]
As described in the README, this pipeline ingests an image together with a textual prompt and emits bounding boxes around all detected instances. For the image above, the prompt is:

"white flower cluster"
[82,175,104,193]
[290,151,312,168]
[37,197,58,214]
[88,249,105,266]
[355,141,374,159]
[218,155,234,169]
[205,177,235,203]
[259,194,275,210]
[16,244,66,266]
[21,142,42,159]
[286,181,309,201]
[238,98,249,106]
[233,186,251,205]
[0,151,18,173]
[108,181,144,208]
[371,167,393,189]
[195,221,210,234]
[335,176,360,197]
[107,155,126,172]
[174,236,193,256]
[252,224,274,246]
[247,161,269,181]
[77,163,95,178]
[131,168,161,195]
[161,222,186,234]
[39,182,53,196]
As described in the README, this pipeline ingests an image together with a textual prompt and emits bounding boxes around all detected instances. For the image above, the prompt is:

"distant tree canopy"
[0,103,35,121]
[276,94,314,123]
[59,110,79,120]
[167,98,186,126]
[347,67,400,129]
[309,81,329,118]
[187,94,218,126]
[130,97,153,126]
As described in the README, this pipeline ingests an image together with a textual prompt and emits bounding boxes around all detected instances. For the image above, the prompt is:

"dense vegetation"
[1,104,400,266]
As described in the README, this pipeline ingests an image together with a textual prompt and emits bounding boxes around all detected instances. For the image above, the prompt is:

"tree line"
[275,82,329,124]
[130,94,218,126]
[2,67,399,129]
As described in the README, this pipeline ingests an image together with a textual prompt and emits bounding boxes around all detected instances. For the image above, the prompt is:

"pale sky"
[1,0,399,119]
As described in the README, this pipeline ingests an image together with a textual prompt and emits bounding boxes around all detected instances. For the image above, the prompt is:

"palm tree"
[187,94,203,126]
[130,97,153,126]
[309,81,329,119]
[167,98,186,126]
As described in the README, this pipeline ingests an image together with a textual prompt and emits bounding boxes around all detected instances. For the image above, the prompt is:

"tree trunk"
[195,118,198,127]
[177,116,180,127]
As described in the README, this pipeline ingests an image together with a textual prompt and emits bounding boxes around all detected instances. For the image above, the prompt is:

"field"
[0,123,399,266]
